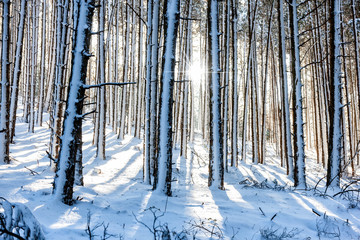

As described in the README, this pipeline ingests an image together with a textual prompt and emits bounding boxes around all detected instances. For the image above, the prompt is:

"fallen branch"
[312,208,321,217]
[259,207,266,216]
[270,213,277,221]
[24,166,40,175]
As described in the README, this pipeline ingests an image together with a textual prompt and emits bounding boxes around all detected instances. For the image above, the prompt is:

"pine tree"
[208,0,224,189]
[154,0,180,196]
[0,0,11,164]
[53,0,95,204]
[327,0,342,188]
[289,0,306,188]
[278,0,293,177]
[9,0,27,144]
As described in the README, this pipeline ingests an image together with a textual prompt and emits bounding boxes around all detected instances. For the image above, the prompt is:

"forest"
[0,0,360,239]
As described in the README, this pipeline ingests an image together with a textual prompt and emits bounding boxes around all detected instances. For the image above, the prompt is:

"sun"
[188,61,204,84]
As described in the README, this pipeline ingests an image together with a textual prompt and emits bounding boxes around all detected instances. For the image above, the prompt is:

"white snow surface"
[1,114,360,239]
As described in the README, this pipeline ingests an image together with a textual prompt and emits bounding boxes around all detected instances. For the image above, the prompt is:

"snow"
[1,111,359,239]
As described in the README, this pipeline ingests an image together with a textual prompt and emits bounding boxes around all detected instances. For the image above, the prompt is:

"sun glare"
[189,61,204,84]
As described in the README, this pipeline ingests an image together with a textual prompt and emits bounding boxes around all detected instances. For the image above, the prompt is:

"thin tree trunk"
[231,0,238,167]
[278,0,293,177]
[260,0,274,165]
[150,0,160,179]
[0,0,11,164]
[289,0,306,188]
[9,0,27,144]
[222,0,230,171]
[144,0,153,184]
[37,0,46,126]
[29,0,39,133]
[96,0,106,160]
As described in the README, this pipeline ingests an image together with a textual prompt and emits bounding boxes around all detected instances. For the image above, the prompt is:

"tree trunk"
[327,0,342,188]
[0,0,11,164]
[208,0,224,189]
[53,0,95,205]
[278,0,293,177]
[96,0,106,160]
[37,0,46,126]
[154,0,180,196]
[9,0,27,144]
[231,0,238,167]
[144,0,153,185]
[50,0,70,160]
[150,0,160,181]
[289,0,306,188]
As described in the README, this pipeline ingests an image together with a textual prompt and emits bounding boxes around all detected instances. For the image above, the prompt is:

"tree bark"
[53,0,95,204]
[0,0,11,164]
[289,0,306,188]
[327,0,342,188]
[154,0,180,196]
[208,0,224,189]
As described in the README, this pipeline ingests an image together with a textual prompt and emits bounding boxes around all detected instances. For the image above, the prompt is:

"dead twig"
[24,166,40,175]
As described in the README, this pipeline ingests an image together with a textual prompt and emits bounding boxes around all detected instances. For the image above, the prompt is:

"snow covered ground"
[1,116,360,239]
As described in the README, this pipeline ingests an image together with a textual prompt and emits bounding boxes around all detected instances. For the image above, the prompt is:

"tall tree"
[53,0,95,204]
[222,0,230,171]
[278,0,293,177]
[154,0,180,196]
[37,0,47,126]
[96,0,106,160]
[352,0,360,122]
[231,0,238,167]
[231,0,238,166]
[50,0,70,160]
[180,0,193,158]
[0,0,11,164]
[119,2,131,140]
[29,0,39,133]
[208,0,224,189]
[289,0,306,188]
[327,0,342,188]
[150,0,161,177]
[259,0,274,164]
[144,0,153,185]
[9,0,27,144]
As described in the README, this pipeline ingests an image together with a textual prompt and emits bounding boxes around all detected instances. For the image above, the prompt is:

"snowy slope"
[1,116,359,239]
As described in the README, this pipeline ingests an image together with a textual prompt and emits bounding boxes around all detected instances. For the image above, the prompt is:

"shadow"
[84,151,142,187]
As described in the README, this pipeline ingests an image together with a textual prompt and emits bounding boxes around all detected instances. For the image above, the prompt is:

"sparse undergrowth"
[259,226,301,240]
[239,177,289,191]
[132,204,240,240]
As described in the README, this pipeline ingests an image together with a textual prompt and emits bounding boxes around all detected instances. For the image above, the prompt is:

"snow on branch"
[179,17,201,21]
[0,198,45,240]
